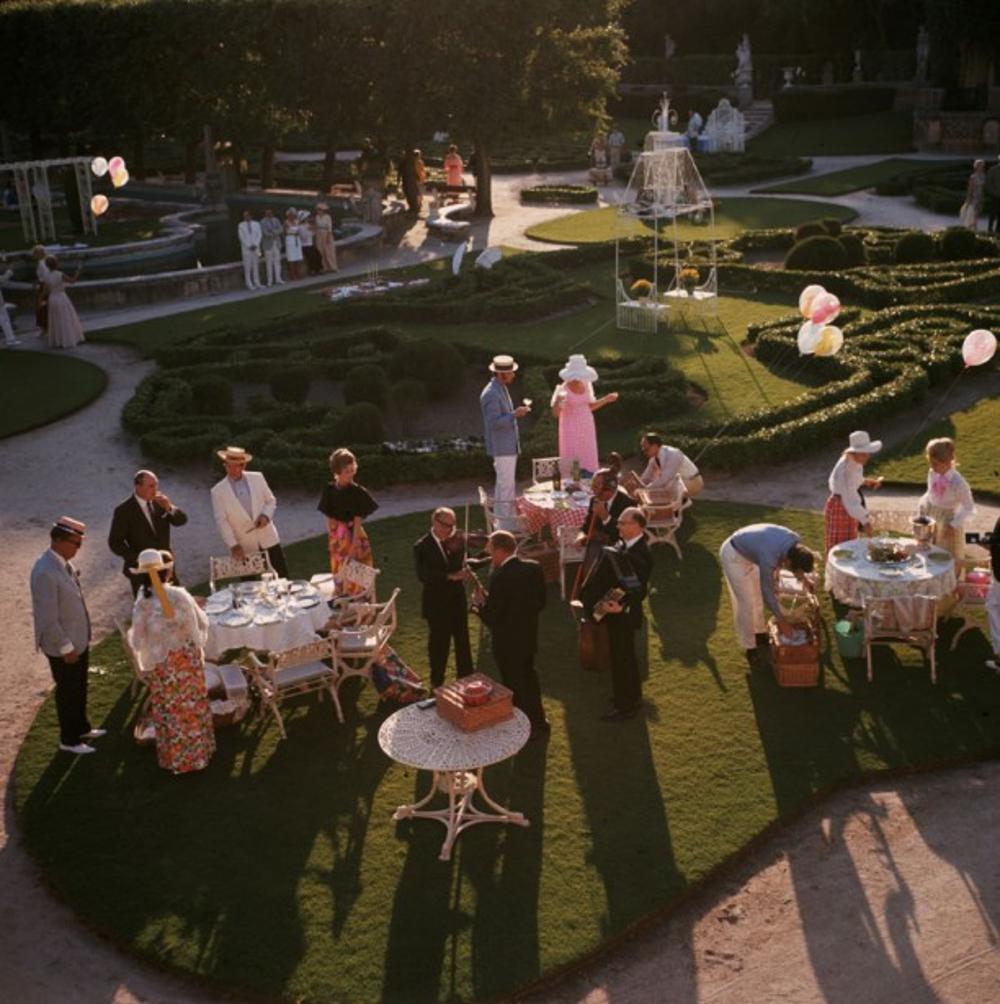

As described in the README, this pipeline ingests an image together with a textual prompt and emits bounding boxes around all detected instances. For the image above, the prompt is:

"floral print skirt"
[328,520,373,593]
[148,643,215,774]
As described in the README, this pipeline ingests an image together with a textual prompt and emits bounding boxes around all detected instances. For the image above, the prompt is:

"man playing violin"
[414,507,487,688]
[577,468,633,547]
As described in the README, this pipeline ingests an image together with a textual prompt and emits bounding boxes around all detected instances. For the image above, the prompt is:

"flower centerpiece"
[680,266,699,294]
[630,278,653,301]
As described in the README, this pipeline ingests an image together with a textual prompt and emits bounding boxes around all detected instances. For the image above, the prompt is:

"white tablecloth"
[204,578,333,659]
[825,538,956,606]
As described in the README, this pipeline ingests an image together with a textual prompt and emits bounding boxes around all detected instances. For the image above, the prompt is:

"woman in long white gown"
[42,256,84,349]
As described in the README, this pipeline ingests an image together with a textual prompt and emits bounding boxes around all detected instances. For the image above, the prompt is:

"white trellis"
[615,144,718,332]
[703,98,746,153]
[4,157,97,244]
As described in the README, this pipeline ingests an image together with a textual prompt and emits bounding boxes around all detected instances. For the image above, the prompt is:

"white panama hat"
[489,354,518,373]
[847,430,882,454]
[217,445,253,464]
[129,548,174,575]
[559,354,598,383]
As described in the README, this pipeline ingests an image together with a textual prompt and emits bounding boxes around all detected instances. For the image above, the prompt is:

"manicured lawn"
[748,110,915,157]
[524,198,857,245]
[16,502,1000,1003]
[0,350,107,438]
[870,392,1000,498]
[755,158,966,197]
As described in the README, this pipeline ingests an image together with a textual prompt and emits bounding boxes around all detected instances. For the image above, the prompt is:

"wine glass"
[522,397,533,410]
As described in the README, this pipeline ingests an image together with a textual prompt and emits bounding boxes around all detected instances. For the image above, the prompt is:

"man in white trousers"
[479,354,530,530]
[237,210,262,290]
[719,523,816,666]
[260,208,285,286]
[0,261,21,346]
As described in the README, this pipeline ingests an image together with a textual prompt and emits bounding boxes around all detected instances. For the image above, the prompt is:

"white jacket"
[237,219,262,250]
[211,470,280,553]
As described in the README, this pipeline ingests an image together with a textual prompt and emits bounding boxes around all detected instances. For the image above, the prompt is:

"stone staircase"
[743,100,774,140]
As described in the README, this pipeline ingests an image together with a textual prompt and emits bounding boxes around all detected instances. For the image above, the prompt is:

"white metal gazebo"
[4,157,97,244]
[614,110,718,333]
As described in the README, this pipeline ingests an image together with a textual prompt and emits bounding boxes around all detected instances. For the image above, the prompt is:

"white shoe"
[81,729,107,739]
[59,742,96,755]
[987,659,999,672]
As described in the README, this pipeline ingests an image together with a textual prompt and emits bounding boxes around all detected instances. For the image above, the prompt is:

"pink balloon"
[810,292,841,326]
[962,328,997,367]
[108,155,126,175]
[798,284,825,319]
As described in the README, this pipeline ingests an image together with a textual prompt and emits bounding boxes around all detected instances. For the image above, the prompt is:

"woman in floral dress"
[129,549,215,774]
[317,448,378,589]
[549,354,618,477]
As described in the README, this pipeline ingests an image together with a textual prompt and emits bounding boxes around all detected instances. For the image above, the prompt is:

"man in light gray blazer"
[480,354,530,529]
[30,517,104,754]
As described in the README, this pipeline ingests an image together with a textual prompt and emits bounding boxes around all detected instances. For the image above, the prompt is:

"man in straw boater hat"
[29,517,106,754]
[479,354,531,531]
[210,446,289,578]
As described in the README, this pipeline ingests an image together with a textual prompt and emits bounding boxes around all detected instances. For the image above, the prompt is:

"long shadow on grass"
[747,634,1000,1004]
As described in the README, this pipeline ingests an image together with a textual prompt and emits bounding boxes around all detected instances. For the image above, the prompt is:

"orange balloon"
[90,194,109,216]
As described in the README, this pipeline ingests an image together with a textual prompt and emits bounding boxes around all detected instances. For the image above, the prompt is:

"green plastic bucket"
[835,619,864,659]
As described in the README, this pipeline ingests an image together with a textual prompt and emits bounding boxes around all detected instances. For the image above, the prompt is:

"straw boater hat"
[559,354,598,383]
[129,548,174,576]
[217,445,252,464]
[847,430,882,454]
[489,354,518,373]
[54,516,86,537]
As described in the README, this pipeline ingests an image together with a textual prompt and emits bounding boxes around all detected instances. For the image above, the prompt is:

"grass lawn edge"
[0,354,108,440]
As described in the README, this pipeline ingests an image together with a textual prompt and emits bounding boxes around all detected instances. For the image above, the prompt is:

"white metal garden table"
[378,705,530,861]
[825,537,957,606]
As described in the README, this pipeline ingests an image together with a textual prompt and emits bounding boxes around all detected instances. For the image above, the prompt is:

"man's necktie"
[147,500,156,527]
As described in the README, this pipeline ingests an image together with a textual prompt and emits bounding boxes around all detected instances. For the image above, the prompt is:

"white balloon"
[797,321,823,355]
[798,284,826,319]
[90,156,109,178]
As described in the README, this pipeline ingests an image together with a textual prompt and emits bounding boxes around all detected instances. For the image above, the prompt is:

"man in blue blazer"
[479,354,530,530]
[30,517,105,754]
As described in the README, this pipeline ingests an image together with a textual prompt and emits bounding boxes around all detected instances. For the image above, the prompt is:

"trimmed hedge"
[784,235,849,271]
[773,86,896,123]
[520,184,598,205]
[894,231,936,264]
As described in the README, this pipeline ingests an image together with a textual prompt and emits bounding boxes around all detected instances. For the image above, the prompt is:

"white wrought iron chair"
[635,484,689,559]
[328,587,401,716]
[950,557,993,652]
[531,456,561,486]
[556,524,586,601]
[334,557,379,602]
[863,594,938,684]
[117,618,150,707]
[868,509,916,537]
[478,484,532,544]
[208,550,275,594]
[243,637,340,739]
[615,278,665,333]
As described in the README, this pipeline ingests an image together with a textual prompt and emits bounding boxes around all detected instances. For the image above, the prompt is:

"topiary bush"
[784,235,849,271]
[344,364,389,408]
[894,231,936,264]
[389,378,428,433]
[334,402,384,445]
[938,226,981,261]
[190,375,234,416]
[520,184,598,205]
[794,222,827,241]
[838,233,868,267]
[821,218,843,238]
[269,367,312,405]
[389,337,465,400]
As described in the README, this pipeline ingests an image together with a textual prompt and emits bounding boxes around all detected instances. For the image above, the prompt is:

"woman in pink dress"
[549,354,618,477]
[443,144,464,190]
[42,256,84,349]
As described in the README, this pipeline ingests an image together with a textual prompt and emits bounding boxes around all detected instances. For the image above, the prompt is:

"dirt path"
[2,161,999,1003]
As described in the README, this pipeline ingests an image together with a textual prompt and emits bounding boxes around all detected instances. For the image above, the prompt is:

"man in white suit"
[30,517,105,754]
[237,210,262,290]
[210,446,288,577]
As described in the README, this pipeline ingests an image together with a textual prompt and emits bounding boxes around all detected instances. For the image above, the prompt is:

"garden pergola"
[4,156,97,244]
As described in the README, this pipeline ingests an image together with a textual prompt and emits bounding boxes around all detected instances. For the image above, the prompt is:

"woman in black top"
[317,448,378,584]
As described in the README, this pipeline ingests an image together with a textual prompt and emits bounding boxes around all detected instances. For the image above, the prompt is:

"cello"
[569,501,613,673]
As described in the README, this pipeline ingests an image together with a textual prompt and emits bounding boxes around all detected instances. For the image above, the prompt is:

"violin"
[441,528,490,560]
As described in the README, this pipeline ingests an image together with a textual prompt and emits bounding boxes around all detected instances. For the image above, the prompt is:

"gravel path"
[2,157,998,1004]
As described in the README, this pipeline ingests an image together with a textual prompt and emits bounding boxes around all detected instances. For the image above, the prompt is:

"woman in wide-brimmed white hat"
[129,548,215,774]
[824,430,884,552]
[550,354,618,477]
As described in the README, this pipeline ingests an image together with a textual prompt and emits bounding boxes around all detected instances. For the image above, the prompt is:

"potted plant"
[680,266,699,295]
[630,278,653,301]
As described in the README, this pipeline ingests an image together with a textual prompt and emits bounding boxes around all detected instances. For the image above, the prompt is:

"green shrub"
[344,364,389,408]
[139,423,231,463]
[794,222,827,241]
[389,378,427,432]
[914,185,963,215]
[334,402,384,445]
[773,86,895,123]
[894,231,936,264]
[838,233,868,267]
[148,377,195,418]
[347,341,377,358]
[784,235,849,271]
[389,337,465,400]
[521,184,598,205]
[821,218,843,238]
[938,226,981,261]
[190,375,234,416]
[269,368,312,405]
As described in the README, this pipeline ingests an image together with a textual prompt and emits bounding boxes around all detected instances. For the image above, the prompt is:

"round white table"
[378,705,531,861]
[203,578,333,660]
[825,537,957,606]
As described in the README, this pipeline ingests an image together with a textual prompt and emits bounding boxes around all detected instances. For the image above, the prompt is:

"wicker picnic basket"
[435,673,514,732]
[768,617,820,688]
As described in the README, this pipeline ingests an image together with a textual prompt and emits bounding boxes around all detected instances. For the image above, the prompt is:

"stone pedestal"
[735,81,753,109]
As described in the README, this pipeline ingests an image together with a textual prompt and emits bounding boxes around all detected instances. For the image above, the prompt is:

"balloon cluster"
[797,284,843,357]
[89,154,129,216]
[962,328,997,368]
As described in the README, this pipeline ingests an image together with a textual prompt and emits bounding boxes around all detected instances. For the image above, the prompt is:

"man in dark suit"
[413,507,486,688]
[472,530,550,740]
[577,468,633,547]
[583,507,653,722]
[108,469,188,596]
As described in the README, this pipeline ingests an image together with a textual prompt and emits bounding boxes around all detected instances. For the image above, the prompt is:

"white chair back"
[532,457,560,485]
[209,550,274,593]
[863,593,938,683]
[335,558,379,602]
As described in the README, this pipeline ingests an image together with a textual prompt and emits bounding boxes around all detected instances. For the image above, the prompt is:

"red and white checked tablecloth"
[517,492,590,536]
